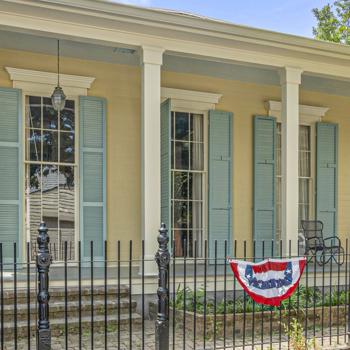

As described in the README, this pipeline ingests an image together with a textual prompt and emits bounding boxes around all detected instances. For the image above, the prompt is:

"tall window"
[25,96,76,261]
[171,111,206,257]
[276,123,312,240]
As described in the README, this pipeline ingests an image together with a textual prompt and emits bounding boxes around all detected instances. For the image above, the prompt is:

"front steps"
[0,285,142,341]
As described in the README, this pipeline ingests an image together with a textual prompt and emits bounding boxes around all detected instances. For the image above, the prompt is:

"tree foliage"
[313,1,350,44]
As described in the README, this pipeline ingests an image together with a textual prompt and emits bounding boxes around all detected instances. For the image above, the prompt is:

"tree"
[313,1,350,44]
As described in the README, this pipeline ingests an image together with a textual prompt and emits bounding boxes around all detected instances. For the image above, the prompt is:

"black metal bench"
[301,220,344,266]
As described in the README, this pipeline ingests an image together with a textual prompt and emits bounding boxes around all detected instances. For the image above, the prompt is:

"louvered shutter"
[0,88,22,262]
[253,116,276,259]
[80,96,106,259]
[316,123,338,238]
[161,99,171,234]
[208,110,233,262]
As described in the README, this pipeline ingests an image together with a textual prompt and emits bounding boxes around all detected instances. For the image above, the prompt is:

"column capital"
[141,45,164,65]
[279,66,303,85]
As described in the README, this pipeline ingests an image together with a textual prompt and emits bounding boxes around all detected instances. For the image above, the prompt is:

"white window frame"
[24,94,79,261]
[162,88,222,257]
[5,67,95,260]
[170,108,208,256]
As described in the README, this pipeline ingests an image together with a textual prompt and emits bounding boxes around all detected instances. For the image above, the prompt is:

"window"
[25,96,77,261]
[276,123,313,240]
[171,111,206,257]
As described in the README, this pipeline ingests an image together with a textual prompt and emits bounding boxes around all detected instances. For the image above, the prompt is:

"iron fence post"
[36,222,52,350]
[155,223,170,350]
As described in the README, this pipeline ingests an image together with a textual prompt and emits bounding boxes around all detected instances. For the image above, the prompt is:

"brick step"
[0,298,136,322]
[1,286,129,304]
[1,313,142,341]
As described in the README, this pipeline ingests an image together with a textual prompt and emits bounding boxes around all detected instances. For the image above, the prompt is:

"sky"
[115,0,331,38]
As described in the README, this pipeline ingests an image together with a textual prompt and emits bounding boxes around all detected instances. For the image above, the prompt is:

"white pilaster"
[141,45,164,275]
[280,67,303,256]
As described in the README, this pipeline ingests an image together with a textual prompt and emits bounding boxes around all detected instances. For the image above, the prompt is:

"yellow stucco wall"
[0,48,142,260]
[0,47,349,260]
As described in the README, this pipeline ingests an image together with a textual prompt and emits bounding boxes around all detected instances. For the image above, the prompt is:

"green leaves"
[171,284,349,314]
[313,1,350,44]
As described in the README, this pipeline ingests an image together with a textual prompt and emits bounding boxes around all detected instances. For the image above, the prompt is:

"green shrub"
[171,284,349,315]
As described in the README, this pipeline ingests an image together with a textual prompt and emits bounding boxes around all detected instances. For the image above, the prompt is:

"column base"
[140,255,158,276]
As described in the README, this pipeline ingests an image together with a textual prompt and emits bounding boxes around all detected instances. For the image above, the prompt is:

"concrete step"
[0,298,137,322]
[1,313,143,341]
[1,285,129,304]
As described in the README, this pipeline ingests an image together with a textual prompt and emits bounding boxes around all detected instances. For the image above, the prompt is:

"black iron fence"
[0,223,349,349]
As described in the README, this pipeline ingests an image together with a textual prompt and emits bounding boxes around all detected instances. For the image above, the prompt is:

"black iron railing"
[0,223,349,349]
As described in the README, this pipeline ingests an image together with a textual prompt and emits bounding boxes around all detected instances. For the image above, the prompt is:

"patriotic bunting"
[228,257,306,306]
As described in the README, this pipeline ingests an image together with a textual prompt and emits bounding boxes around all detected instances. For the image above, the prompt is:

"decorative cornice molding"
[161,87,222,111]
[266,100,329,123]
[5,67,95,89]
[162,87,222,104]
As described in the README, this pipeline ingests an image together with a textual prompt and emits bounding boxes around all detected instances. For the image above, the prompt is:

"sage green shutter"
[161,99,171,233]
[208,110,232,260]
[316,122,338,238]
[0,88,22,262]
[253,116,276,258]
[80,96,106,259]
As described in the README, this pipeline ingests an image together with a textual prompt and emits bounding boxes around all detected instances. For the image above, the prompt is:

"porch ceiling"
[1,29,350,98]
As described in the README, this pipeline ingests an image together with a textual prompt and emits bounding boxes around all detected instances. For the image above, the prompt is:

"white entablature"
[5,67,95,96]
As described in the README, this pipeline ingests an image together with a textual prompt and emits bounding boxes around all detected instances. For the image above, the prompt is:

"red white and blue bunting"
[228,257,306,306]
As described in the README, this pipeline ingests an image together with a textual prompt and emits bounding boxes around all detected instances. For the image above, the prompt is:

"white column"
[280,67,302,256]
[141,46,164,275]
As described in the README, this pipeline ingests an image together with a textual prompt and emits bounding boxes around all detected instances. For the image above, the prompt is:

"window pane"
[59,166,75,260]
[191,143,204,170]
[190,114,203,142]
[299,204,309,229]
[26,163,42,260]
[276,148,281,176]
[175,142,189,169]
[299,178,309,204]
[189,173,202,200]
[60,100,75,131]
[43,97,58,129]
[60,132,75,163]
[175,112,189,140]
[171,111,175,139]
[173,201,188,229]
[27,129,41,161]
[276,177,282,204]
[42,164,59,229]
[173,172,188,199]
[43,131,58,162]
[26,97,41,129]
[171,141,175,168]
[174,229,187,257]
[276,123,282,176]
[276,123,282,148]
[190,202,202,229]
[299,126,310,151]
[299,151,310,177]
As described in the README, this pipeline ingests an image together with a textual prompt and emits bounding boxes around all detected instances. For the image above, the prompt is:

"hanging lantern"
[51,40,66,111]
[51,86,66,111]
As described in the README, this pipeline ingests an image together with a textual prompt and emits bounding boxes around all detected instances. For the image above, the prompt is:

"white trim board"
[5,67,95,96]
[266,100,329,124]
[161,87,222,111]
[3,1,350,80]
